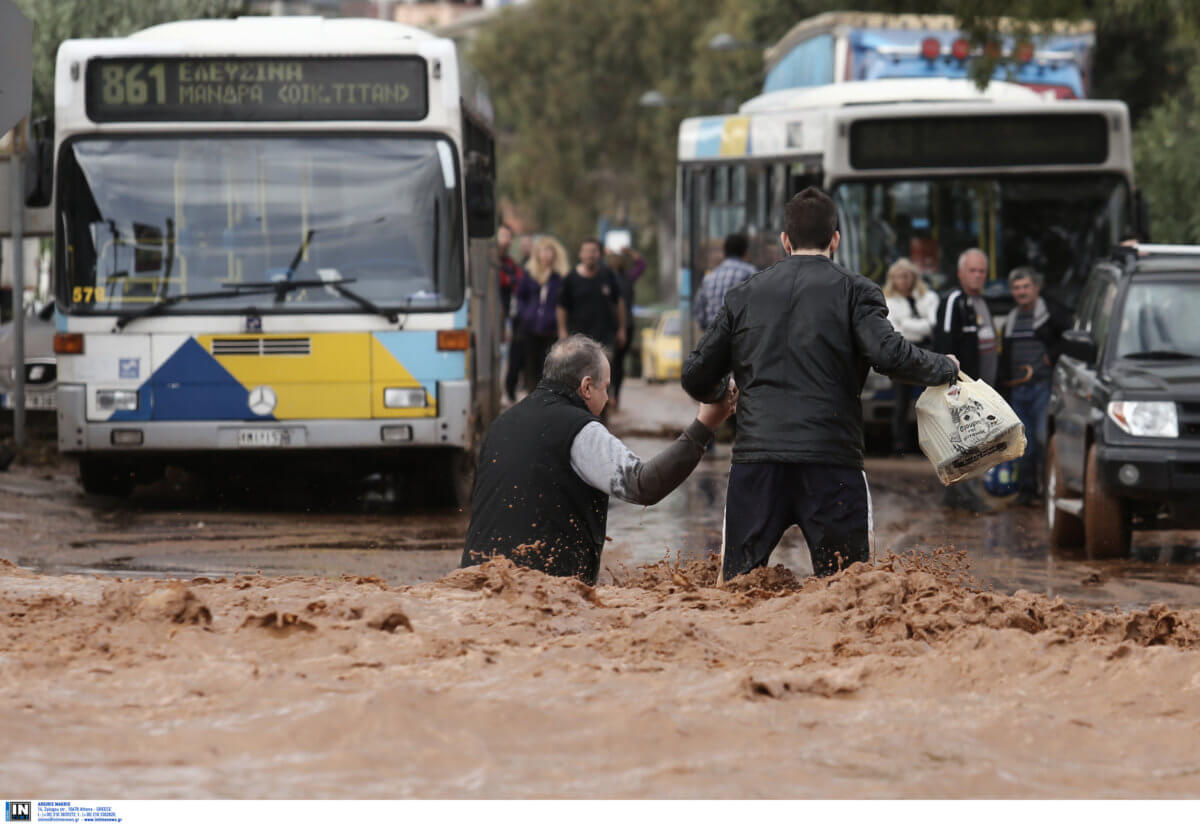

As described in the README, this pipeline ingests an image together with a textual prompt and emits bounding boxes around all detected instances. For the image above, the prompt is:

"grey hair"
[1007,266,1043,288]
[957,248,987,270]
[543,334,608,387]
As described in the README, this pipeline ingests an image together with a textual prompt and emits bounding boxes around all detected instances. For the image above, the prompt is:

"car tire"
[79,457,135,498]
[1083,443,1130,559]
[1046,434,1083,548]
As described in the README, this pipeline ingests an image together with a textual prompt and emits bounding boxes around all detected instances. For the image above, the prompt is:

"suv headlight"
[1107,401,1178,438]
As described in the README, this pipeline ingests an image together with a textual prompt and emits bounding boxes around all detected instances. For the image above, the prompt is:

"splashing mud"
[4,553,1200,798]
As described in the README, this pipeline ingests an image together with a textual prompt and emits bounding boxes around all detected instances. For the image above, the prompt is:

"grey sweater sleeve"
[569,420,714,505]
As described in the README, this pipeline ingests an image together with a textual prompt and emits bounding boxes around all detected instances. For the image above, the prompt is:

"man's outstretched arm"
[569,389,737,506]
[854,282,957,385]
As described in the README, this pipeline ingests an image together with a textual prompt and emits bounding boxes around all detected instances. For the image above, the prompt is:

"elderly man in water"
[462,334,736,585]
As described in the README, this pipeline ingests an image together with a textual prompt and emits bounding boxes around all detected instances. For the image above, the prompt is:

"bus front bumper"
[57,381,471,454]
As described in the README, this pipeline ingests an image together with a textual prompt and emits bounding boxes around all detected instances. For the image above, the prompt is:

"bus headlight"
[96,389,139,411]
[1107,401,1178,438]
[384,387,428,408]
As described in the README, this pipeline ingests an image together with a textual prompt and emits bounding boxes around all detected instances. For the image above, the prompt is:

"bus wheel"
[79,457,135,498]
[431,447,475,510]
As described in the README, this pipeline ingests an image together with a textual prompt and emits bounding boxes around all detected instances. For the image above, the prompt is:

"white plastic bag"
[916,372,1027,486]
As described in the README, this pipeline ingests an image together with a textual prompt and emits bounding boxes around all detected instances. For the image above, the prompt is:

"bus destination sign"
[85,56,428,122]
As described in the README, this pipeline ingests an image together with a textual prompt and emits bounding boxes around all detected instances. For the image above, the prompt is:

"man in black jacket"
[934,248,997,385]
[681,188,957,583]
[934,248,997,513]
[463,335,736,585]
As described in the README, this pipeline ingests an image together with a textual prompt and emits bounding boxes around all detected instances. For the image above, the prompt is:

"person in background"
[882,257,940,456]
[463,335,736,585]
[934,247,998,512]
[692,233,756,332]
[495,224,527,403]
[997,266,1070,506]
[557,238,626,353]
[935,248,997,385]
[517,234,534,271]
[605,246,645,412]
[517,235,569,388]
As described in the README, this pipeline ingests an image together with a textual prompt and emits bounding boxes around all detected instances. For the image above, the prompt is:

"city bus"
[675,78,1141,434]
[34,17,500,502]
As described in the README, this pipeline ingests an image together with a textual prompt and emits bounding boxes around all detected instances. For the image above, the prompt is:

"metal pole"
[9,121,25,448]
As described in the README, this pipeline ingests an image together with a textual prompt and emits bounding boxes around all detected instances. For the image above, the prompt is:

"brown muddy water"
[2,439,1199,611]
[5,441,1200,797]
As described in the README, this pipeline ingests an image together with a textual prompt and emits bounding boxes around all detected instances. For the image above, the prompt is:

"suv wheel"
[1083,443,1131,559]
[1046,435,1083,548]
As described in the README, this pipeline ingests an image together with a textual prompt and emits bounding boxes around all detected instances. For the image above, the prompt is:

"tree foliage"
[470,0,733,246]
[1135,64,1200,242]
[15,0,246,123]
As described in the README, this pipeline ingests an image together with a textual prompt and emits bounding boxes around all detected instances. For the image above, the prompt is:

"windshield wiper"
[114,283,279,330]
[232,277,400,324]
[1121,350,1200,360]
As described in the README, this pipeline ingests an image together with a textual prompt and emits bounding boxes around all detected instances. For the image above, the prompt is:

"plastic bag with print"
[916,372,1027,486]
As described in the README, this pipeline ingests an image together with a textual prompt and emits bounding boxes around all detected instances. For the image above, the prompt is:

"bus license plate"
[237,429,289,448]
[0,392,55,410]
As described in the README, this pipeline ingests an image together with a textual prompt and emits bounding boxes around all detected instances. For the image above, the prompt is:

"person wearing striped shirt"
[692,234,757,331]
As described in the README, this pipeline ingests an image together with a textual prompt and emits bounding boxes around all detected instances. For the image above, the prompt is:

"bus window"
[833,174,1128,304]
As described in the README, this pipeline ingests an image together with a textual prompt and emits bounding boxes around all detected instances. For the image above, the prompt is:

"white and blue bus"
[35,17,500,501]
[675,22,1141,432]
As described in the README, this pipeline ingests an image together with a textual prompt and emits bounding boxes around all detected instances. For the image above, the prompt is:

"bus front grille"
[211,337,312,356]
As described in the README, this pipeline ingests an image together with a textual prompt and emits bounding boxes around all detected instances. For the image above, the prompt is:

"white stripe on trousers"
[863,470,875,563]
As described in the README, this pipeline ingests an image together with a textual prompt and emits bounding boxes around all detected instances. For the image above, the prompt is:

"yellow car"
[640,310,682,383]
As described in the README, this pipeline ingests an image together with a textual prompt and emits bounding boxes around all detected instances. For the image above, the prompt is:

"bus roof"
[742,77,1048,113]
[129,16,438,47]
[765,11,1094,73]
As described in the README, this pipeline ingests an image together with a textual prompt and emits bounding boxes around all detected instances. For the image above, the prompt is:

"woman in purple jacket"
[517,235,569,389]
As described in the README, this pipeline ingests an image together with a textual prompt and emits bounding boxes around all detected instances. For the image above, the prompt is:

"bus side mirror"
[465,173,495,239]
[24,119,53,208]
[1060,329,1097,365]
[1134,189,1151,243]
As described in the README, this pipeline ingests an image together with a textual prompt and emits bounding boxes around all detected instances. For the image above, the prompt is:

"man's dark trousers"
[1011,380,1051,496]
[722,463,873,580]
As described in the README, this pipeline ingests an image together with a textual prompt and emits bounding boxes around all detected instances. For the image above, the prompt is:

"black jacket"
[463,381,608,584]
[933,288,981,379]
[681,254,956,468]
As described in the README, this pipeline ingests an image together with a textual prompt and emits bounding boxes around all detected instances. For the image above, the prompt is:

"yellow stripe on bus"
[719,117,750,157]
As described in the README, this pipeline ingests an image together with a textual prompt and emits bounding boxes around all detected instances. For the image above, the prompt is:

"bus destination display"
[850,114,1109,170]
[85,57,428,122]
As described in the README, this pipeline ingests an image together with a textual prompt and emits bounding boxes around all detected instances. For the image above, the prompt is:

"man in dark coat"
[681,187,958,583]
[463,335,736,585]
[933,247,998,512]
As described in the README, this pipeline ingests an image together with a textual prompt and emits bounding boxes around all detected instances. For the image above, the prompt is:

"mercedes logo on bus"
[248,385,277,416]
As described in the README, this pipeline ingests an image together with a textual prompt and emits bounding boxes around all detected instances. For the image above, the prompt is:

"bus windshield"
[832,174,1129,306]
[57,135,464,314]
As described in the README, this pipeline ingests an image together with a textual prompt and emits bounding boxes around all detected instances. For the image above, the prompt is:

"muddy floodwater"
[4,424,1200,798]
[3,439,1199,611]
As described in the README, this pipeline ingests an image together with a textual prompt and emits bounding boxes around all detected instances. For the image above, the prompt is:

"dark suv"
[1046,244,1200,558]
